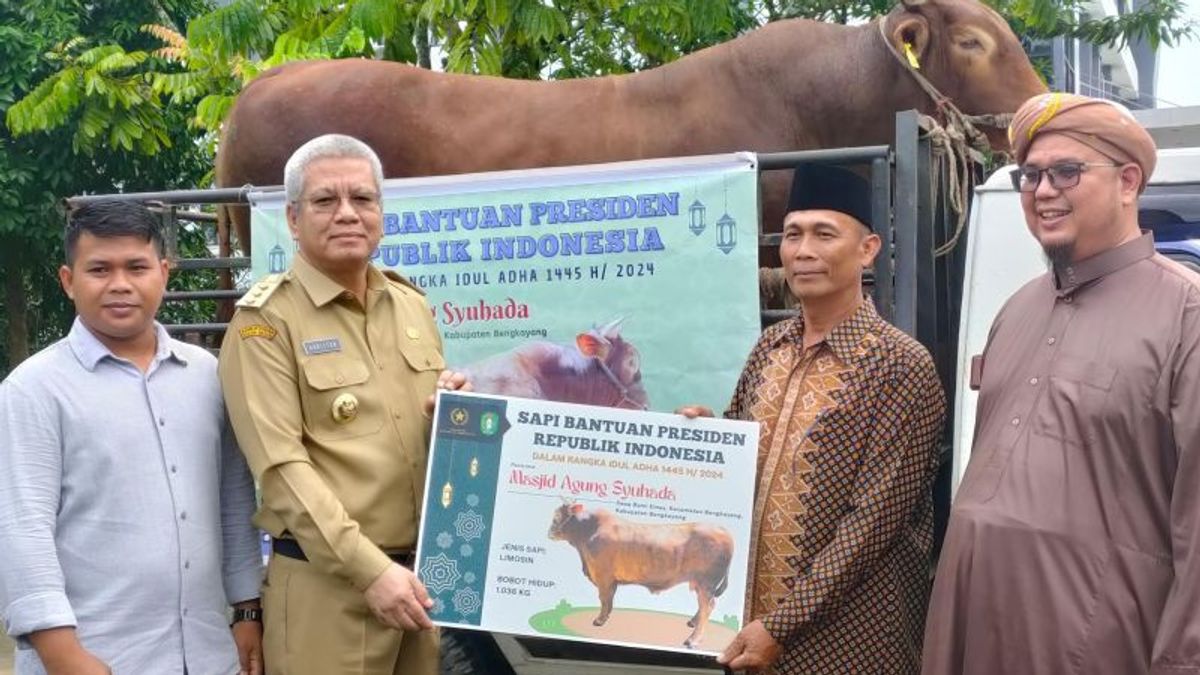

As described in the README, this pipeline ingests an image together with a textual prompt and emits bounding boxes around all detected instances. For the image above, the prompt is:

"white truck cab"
[952,145,1200,494]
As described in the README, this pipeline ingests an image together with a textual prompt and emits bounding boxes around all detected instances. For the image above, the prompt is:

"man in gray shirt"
[0,201,263,674]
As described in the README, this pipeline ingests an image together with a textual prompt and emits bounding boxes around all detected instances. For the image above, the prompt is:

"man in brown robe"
[683,164,946,674]
[923,93,1200,674]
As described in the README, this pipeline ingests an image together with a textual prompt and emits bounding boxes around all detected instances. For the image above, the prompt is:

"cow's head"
[576,318,650,410]
[884,0,1047,149]
[548,501,587,540]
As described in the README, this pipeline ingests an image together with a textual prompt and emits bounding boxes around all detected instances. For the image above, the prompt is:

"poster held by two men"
[418,390,757,656]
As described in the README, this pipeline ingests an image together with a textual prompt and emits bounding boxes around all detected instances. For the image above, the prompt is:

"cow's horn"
[901,0,927,6]
[600,317,625,337]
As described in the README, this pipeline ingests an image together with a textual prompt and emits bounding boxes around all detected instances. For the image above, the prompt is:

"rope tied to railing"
[876,18,1010,257]
[923,119,975,257]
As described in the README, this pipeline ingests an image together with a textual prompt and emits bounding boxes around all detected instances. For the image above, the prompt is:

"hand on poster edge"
[675,404,715,419]
[364,563,436,632]
[425,370,473,417]
[717,619,781,671]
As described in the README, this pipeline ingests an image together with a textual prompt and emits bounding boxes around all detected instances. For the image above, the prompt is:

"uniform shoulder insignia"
[236,273,288,308]
[382,270,426,296]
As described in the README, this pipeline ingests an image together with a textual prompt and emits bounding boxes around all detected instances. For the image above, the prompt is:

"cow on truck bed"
[214,0,1046,265]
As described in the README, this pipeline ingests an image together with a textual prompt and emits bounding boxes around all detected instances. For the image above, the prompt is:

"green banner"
[250,154,761,413]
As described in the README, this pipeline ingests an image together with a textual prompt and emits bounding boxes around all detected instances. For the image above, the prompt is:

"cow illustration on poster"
[460,319,649,410]
[547,501,734,649]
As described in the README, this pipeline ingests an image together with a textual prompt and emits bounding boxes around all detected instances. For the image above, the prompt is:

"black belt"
[272,537,414,568]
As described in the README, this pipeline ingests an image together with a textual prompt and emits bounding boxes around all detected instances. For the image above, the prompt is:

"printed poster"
[415,391,758,656]
[249,154,761,414]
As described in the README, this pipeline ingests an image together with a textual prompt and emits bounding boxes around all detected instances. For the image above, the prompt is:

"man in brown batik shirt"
[683,164,947,674]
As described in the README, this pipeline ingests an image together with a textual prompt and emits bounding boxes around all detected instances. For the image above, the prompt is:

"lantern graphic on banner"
[688,199,707,236]
[716,214,737,254]
[715,175,737,254]
[268,244,286,273]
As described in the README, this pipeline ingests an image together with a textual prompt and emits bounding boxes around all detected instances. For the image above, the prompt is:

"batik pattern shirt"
[726,300,946,675]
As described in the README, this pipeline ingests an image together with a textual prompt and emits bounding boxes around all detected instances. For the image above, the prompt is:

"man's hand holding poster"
[417,391,757,655]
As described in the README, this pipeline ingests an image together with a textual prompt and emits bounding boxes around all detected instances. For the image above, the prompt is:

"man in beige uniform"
[219,134,467,675]
[923,94,1200,674]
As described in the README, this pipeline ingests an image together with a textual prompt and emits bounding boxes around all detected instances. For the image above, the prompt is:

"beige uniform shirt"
[219,255,444,591]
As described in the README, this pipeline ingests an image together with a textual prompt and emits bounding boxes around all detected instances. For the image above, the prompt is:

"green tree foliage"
[0,1,212,375]
[10,0,1194,143]
[772,0,1194,50]
[1000,0,1195,50]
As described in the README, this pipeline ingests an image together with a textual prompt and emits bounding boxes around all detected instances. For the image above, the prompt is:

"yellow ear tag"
[903,42,921,69]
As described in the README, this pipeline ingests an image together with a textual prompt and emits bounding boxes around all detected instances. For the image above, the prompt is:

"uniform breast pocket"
[1032,354,1117,446]
[400,343,446,373]
[300,356,385,441]
[399,343,446,404]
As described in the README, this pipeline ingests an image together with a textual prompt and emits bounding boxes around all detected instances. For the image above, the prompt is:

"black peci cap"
[786,164,873,230]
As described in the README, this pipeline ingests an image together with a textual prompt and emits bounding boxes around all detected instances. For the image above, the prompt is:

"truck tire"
[440,629,516,675]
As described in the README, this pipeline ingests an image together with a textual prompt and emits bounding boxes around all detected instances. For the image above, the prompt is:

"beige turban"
[1008,92,1157,191]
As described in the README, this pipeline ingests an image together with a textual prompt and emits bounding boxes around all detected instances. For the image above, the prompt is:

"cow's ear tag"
[903,42,921,69]
[570,503,584,514]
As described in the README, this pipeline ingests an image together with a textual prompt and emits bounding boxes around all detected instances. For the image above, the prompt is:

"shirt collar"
[1053,231,1155,293]
[67,317,186,372]
[292,254,386,308]
[770,296,883,363]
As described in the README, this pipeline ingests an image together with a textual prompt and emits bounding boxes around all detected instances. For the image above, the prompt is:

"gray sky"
[1156,0,1200,106]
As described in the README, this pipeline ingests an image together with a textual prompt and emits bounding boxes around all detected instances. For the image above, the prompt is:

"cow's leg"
[683,588,716,649]
[577,551,592,583]
[593,579,617,626]
[687,581,699,627]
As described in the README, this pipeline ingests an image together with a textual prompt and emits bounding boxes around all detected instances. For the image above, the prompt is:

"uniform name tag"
[303,337,342,355]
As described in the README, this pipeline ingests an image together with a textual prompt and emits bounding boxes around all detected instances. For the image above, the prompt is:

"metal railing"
[64,110,976,376]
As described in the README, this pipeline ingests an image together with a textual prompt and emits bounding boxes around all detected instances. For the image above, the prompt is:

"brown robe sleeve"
[1150,288,1200,674]
[760,350,947,644]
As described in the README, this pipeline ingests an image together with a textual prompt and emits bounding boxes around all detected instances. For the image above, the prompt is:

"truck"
[63,106,1200,674]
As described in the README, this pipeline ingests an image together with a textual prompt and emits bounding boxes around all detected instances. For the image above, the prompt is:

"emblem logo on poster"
[480,412,499,436]
[451,408,469,426]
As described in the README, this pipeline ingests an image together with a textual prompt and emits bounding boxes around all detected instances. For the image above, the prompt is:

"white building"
[1034,0,1161,108]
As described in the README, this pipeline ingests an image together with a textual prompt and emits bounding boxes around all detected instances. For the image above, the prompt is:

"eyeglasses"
[1009,162,1119,193]
[297,192,382,214]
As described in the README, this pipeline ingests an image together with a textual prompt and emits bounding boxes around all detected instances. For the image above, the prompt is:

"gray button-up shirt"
[0,319,262,675]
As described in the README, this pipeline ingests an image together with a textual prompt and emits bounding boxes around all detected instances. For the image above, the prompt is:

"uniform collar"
[1053,231,1155,294]
[67,317,185,372]
[292,254,387,308]
[771,296,883,364]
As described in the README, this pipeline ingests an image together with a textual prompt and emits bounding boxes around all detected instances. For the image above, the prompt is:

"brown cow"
[461,319,648,410]
[547,501,734,649]
[215,0,1046,261]
[213,0,1041,257]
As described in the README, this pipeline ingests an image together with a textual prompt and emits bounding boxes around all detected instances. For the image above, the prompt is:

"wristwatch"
[231,607,263,625]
